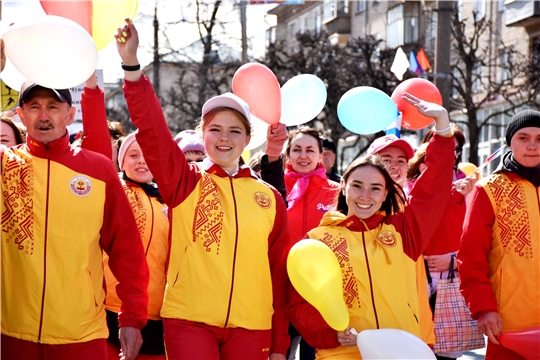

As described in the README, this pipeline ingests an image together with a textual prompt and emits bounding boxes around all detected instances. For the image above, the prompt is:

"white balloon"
[246,115,270,151]
[3,15,97,89]
[1,55,28,92]
[280,74,327,127]
[357,329,436,359]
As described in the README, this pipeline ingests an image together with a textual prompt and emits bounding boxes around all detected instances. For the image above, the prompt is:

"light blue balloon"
[337,87,399,135]
[281,74,327,126]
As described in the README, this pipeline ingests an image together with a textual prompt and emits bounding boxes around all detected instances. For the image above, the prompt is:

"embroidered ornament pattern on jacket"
[319,231,360,309]
[193,173,224,254]
[2,149,34,255]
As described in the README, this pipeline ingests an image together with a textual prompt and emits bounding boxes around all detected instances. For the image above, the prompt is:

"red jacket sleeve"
[267,185,291,355]
[80,86,113,160]
[122,75,200,207]
[100,165,150,329]
[287,279,341,349]
[457,184,499,319]
[393,134,455,259]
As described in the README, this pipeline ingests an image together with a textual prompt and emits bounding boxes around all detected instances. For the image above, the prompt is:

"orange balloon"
[232,63,281,125]
[458,162,478,177]
[391,78,443,130]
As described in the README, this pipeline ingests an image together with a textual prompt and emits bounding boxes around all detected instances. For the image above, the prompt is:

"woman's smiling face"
[288,133,322,174]
[344,165,388,219]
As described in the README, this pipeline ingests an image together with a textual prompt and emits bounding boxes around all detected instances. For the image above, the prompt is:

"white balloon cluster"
[1,15,97,90]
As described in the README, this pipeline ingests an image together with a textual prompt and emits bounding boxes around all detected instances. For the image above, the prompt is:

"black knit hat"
[322,138,337,154]
[505,109,540,145]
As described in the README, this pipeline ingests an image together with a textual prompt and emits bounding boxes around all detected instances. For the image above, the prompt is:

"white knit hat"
[117,131,138,170]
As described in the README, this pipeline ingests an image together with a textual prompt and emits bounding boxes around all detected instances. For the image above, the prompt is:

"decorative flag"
[390,47,410,81]
[385,114,402,138]
[416,48,431,71]
[409,51,423,76]
[475,145,506,174]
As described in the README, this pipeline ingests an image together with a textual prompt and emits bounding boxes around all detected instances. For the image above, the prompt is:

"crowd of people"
[0,19,539,360]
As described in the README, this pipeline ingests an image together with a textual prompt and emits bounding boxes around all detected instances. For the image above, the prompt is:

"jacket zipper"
[37,152,51,343]
[361,231,379,328]
[144,192,155,256]
[302,196,307,238]
[224,177,239,327]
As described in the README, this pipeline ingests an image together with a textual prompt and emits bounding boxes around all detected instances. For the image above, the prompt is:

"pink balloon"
[232,63,281,125]
[499,326,540,359]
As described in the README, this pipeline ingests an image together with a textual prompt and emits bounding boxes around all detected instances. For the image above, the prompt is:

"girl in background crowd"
[288,94,455,359]
[104,132,169,360]
[174,129,206,162]
[1,112,25,147]
[81,72,169,360]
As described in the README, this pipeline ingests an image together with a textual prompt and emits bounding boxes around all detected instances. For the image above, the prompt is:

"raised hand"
[401,92,450,136]
[454,173,479,196]
[115,18,141,82]
[265,123,288,162]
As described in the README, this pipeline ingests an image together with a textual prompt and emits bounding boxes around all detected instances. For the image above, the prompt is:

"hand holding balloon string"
[265,123,288,162]
[337,326,358,347]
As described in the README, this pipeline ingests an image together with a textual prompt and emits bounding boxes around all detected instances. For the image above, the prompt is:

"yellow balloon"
[92,0,138,50]
[287,239,349,331]
[458,162,478,177]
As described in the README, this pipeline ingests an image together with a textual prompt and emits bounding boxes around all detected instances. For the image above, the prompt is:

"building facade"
[266,0,540,175]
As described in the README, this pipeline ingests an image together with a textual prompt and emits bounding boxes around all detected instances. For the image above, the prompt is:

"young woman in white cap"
[115,20,289,360]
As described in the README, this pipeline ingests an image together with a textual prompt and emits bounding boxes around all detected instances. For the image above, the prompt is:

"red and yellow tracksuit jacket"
[123,74,291,355]
[287,134,455,359]
[1,133,149,344]
[459,171,539,334]
[104,179,169,320]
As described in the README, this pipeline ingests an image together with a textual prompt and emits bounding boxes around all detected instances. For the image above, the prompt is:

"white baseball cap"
[201,92,251,123]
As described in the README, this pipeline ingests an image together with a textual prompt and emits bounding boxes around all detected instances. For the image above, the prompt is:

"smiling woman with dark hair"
[287,94,456,360]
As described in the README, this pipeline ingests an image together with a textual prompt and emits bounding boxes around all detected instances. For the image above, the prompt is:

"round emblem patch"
[377,230,397,247]
[254,192,271,209]
[70,176,92,197]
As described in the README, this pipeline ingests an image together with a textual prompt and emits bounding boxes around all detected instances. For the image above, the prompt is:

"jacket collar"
[337,212,386,232]
[26,131,70,158]
[201,158,257,179]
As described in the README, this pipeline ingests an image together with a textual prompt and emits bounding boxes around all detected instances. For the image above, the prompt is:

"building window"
[356,0,366,13]
[387,4,404,48]
[499,48,514,82]
[315,10,322,34]
[473,0,486,19]
[324,0,337,21]
[403,2,419,44]
[289,23,296,37]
